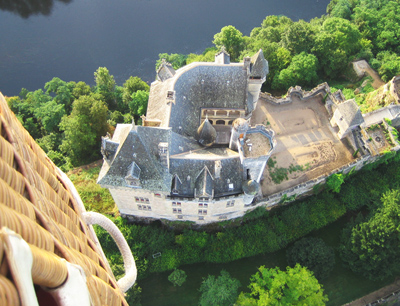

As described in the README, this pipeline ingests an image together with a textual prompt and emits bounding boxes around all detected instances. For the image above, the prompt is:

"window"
[228,183,234,190]
[198,209,207,215]
[140,198,144,202]
[199,203,203,208]
[145,198,150,204]
[177,215,183,219]
[154,193,162,198]
[219,215,227,220]
[147,206,152,211]
[203,203,208,208]
[172,202,176,206]
[125,162,141,187]
[198,216,204,220]
[227,200,235,207]
[173,208,182,214]
[138,205,142,210]
[177,202,181,206]
[135,197,139,202]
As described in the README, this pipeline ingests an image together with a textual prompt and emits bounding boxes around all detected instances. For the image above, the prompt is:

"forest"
[5,0,400,304]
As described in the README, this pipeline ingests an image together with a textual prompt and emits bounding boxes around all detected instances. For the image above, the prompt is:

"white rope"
[83,211,137,293]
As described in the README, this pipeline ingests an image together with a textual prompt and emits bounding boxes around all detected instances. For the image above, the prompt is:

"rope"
[84,212,137,293]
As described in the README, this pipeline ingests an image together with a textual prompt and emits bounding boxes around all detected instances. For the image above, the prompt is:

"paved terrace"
[251,95,355,196]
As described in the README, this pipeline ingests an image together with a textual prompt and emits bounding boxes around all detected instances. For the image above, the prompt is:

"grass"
[67,165,118,215]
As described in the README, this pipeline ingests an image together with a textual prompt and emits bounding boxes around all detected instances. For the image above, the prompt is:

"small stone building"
[330,99,365,139]
[98,49,276,223]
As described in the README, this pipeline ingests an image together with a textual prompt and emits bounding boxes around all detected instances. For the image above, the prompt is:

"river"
[0,0,330,96]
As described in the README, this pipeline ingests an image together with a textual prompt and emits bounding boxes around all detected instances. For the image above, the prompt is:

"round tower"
[229,118,249,151]
[242,179,260,205]
[195,118,217,147]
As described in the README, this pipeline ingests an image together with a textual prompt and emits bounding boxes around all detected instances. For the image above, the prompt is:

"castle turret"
[242,179,260,205]
[248,49,269,110]
[229,118,249,151]
[196,118,217,147]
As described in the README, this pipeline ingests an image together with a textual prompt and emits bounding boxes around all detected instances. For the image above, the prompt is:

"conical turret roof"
[196,118,216,147]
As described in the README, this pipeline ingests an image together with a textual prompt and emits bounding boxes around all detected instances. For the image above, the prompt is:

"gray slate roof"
[336,99,364,129]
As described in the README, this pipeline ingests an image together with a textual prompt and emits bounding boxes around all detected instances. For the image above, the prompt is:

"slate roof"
[98,125,173,192]
[336,99,364,130]
[250,49,269,79]
[99,50,269,200]
[170,64,248,136]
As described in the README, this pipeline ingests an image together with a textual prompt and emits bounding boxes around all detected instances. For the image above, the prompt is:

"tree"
[340,189,400,280]
[213,26,245,61]
[199,270,241,306]
[94,67,116,109]
[44,77,75,113]
[272,52,319,90]
[122,76,149,109]
[236,264,328,305]
[282,20,315,54]
[313,18,363,78]
[128,90,149,119]
[326,173,344,193]
[168,269,187,287]
[286,237,335,280]
[59,94,109,166]
[186,47,218,64]
[155,53,187,71]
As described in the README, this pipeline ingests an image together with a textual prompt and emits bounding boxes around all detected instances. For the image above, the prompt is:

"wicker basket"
[0,92,132,306]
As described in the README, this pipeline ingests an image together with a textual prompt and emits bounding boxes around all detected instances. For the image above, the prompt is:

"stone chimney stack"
[158,142,169,169]
[215,47,230,64]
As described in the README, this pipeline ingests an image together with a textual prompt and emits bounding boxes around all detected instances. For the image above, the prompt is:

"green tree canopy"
[272,52,319,90]
[313,17,363,78]
[94,67,116,109]
[236,264,328,305]
[326,173,345,193]
[128,90,149,120]
[168,269,187,287]
[199,270,241,306]
[340,189,400,280]
[282,20,315,54]
[155,53,187,71]
[122,76,150,108]
[59,94,109,166]
[286,237,335,280]
[213,25,245,61]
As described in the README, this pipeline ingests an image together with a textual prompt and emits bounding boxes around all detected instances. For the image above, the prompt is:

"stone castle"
[98,50,400,224]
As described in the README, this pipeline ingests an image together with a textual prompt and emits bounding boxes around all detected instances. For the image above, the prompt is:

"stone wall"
[248,149,399,211]
[259,82,333,106]
[390,75,400,104]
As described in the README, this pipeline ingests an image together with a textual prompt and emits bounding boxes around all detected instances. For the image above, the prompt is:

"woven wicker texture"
[0,92,128,306]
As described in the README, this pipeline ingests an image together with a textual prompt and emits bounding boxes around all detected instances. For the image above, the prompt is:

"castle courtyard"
[251,95,355,196]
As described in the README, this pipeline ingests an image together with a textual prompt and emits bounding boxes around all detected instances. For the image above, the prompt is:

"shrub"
[168,269,187,287]
[286,237,335,280]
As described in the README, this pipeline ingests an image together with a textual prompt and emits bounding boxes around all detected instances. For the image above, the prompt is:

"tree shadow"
[0,0,72,18]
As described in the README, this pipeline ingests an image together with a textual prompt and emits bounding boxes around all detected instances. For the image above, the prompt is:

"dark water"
[0,0,330,96]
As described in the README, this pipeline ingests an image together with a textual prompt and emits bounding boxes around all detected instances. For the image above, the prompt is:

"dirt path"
[353,60,385,89]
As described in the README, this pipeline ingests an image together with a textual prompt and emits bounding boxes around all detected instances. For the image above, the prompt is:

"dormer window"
[167,91,175,99]
[125,162,141,187]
